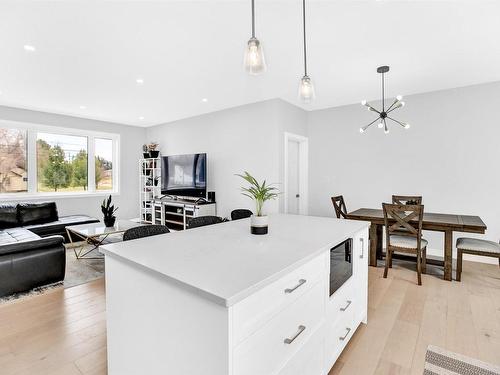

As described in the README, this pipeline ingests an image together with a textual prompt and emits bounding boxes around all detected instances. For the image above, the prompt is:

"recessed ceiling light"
[136,78,144,85]
[24,45,36,52]
[79,105,86,109]
[139,116,145,120]
[201,98,208,103]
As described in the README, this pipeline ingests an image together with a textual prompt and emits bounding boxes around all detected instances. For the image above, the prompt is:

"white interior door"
[287,139,300,215]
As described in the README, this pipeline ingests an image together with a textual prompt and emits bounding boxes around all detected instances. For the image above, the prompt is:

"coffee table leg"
[444,230,453,281]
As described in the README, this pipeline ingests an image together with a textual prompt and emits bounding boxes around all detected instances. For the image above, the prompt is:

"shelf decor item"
[237,171,279,235]
[244,0,266,75]
[142,144,150,158]
[101,195,118,227]
[298,0,315,103]
[147,142,160,158]
[359,66,410,134]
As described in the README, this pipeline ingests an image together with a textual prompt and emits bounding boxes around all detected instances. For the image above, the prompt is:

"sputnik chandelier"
[360,66,410,134]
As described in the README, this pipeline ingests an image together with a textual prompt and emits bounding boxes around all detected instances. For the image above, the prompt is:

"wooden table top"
[347,208,487,234]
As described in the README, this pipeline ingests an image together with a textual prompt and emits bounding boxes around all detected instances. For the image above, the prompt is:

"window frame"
[0,120,120,200]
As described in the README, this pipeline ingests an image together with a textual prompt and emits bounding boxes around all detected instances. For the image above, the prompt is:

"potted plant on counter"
[237,171,279,235]
[101,195,118,227]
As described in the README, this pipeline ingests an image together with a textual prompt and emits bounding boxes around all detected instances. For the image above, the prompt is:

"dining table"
[346,208,487,281]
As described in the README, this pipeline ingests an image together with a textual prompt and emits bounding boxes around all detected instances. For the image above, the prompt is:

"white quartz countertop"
[100,214,369,307]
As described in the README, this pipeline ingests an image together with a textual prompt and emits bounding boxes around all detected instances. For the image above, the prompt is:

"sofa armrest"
[0,235,65,256]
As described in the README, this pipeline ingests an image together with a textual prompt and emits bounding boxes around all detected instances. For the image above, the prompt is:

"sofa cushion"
[23,215,100,237]
[17,202,59,226]
[0,234,63,256]
[0,228,40,246]
[0,203,19,229]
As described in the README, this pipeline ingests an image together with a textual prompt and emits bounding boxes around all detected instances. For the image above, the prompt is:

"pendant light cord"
[251,0,255,38]
[382,72,385,112]
[302,0,308,76]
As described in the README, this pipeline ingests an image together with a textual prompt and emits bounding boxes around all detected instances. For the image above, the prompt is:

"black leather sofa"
[0,202,99,297]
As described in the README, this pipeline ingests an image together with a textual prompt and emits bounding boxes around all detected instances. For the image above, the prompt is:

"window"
[0,122,119,197]
[95,138,113,191]
[0,129,27,193]
[37,132,88,192]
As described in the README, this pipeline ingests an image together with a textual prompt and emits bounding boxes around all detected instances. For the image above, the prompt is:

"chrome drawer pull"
[284,279,306,294]
[339,327,351,341]
[340,300,352,312]
[284,325,306,344]
[360,237,364,259]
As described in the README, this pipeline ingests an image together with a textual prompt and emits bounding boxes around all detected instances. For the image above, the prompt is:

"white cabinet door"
[353,228,369,324]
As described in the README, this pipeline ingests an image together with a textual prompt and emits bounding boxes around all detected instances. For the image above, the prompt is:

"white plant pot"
[251,215,268,235]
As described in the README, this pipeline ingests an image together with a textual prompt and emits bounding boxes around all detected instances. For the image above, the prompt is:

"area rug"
[424,345,500,375]
[0,240,110,305]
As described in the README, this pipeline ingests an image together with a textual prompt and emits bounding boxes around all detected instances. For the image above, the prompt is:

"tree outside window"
[0,129,27,193]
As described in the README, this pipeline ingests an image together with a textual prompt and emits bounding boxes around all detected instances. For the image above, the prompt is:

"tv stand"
[152,198,217,230]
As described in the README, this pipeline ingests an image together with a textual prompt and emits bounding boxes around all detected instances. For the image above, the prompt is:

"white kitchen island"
[101,214,369,375]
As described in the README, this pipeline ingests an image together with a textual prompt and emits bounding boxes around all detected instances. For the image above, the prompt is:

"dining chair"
[188,216,224,229]
[455,237,500,281]
[392,195,423,205]
[331,195,347,219]
[231,209,253,221]
[382,203,428,285]
[123,225,170,241]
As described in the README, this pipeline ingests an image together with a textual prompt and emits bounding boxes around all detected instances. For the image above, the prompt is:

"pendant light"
[298,0,315,102]
[359,66,410,134]
[244,0,266,75]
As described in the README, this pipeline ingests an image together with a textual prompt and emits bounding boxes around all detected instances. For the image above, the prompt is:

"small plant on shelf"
[147,142,160,158]
[101,195,118,227]
[237,171,279,235]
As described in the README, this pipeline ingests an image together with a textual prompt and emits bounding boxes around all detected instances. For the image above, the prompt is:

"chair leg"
[389,250,393,268]
[422,246,427,274]
[498,256,500,268]
[456,249,463,282]
[384,250,392,279]
[416,249,422,286]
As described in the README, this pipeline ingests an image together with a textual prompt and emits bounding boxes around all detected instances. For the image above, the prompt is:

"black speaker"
[208,191,216,202]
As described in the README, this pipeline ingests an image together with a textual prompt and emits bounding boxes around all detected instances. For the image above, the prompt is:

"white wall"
[146,99,305,218]
[307,82,500,262]
[0,105,146,219]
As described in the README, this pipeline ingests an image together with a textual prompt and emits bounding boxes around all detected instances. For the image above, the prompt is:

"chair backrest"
[331,195,347,219]
[392,195,422,205]
[231,209,253,221]
[383,203,424,244]
[123,225,170,241]
[188,216,224,229]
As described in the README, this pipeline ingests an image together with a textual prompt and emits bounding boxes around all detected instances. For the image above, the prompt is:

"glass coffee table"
[66,220,146,259]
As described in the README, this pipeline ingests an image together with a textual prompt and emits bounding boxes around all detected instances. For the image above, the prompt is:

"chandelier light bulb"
[361,100,367,106]
[299,75,315,103]
[377,122,384,128]
[396,95,403,101]
[244,38,266,75]
[384,128,390,134]
[404,123,410,129]
[359,127,365,133]
[400,101,405,107]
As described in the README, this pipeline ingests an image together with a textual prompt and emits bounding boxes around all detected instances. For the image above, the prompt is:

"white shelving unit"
[139,158,161,224]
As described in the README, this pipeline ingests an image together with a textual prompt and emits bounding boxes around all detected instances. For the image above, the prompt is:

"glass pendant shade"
[299,75,315,103]
[244,37,266,75]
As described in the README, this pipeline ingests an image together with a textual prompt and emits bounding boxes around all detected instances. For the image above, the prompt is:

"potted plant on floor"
[237,171,279,235]
[101,195,118,227]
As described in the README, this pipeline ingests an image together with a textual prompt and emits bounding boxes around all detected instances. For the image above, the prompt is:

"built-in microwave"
[329,238,353,296]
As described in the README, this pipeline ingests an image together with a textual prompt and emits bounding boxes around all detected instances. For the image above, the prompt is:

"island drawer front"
[233,281,325,375]
[277,324,325,375]
[328,277,354,326]
[232,254,327,345]
[325,307,357,370]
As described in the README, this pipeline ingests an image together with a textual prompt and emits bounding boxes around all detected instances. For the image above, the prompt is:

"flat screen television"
[161,153,207,198]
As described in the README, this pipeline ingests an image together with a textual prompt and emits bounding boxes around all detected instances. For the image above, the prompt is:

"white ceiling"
[0,0,499,127]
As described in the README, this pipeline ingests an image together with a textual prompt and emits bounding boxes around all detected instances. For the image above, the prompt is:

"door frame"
[284,132,309,215]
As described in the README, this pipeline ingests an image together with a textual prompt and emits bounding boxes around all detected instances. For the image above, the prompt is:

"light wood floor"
[1,260,499,375]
